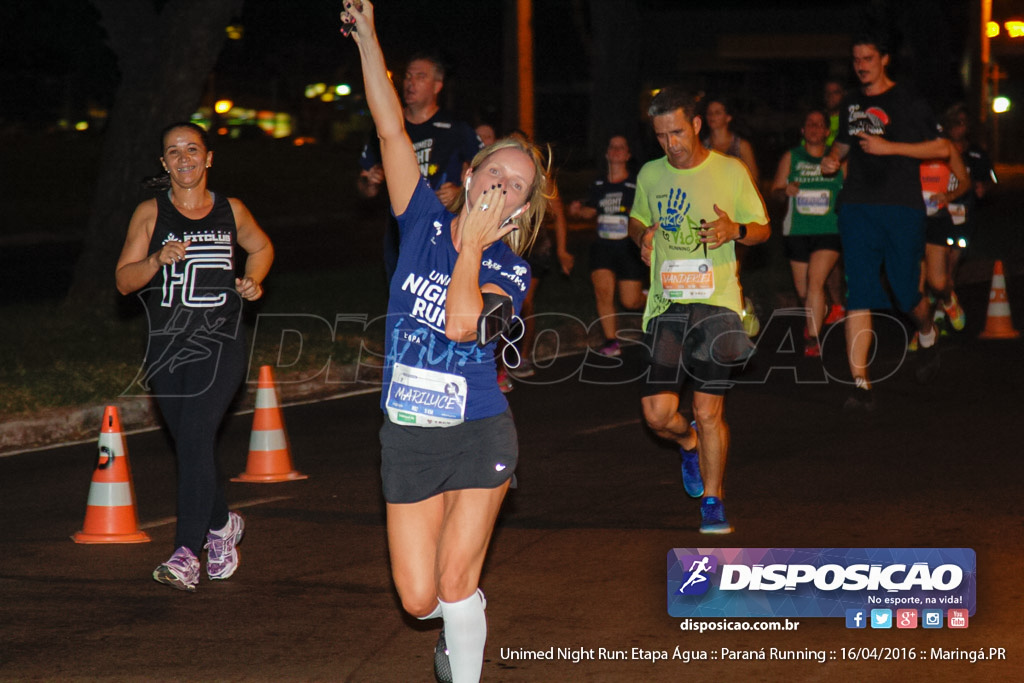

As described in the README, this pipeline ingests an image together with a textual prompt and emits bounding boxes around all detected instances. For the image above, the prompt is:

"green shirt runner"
[631,152,767,327]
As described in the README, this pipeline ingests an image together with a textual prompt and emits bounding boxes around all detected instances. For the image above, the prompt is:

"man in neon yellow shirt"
[628,86,770,534]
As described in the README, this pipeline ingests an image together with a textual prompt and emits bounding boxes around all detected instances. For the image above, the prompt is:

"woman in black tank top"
[115,122,274,592]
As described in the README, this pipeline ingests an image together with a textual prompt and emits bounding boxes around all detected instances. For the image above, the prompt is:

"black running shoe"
[434,628,452,683]
[842,382,876,414]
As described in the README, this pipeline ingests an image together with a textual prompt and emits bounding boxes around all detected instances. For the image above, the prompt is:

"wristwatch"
[737,224,747,240]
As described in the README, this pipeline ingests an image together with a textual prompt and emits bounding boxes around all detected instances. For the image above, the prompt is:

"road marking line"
[139,495,294,529]
[578,418,640,435]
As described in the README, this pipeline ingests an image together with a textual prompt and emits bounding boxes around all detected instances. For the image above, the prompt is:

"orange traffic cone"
[979,260,1020,340]
[232,366,307,483]
[72,406,150,544]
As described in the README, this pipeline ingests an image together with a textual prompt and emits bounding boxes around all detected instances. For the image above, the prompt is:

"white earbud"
[500,205,526,229]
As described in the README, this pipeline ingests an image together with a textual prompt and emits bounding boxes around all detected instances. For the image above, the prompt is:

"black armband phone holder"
[477,293,513,346]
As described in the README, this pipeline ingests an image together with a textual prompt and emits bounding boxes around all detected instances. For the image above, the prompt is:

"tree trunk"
[66,0,243,314]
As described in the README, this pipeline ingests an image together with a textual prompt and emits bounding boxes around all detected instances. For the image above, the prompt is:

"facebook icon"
[845,609,867,629]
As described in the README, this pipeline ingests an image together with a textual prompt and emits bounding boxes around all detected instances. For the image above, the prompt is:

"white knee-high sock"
[439,589,487,683]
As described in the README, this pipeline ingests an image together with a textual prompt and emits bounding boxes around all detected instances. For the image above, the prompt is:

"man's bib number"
[660,258,714,300]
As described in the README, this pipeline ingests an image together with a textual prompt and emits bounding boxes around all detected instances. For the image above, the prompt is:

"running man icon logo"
[677,555,718,596]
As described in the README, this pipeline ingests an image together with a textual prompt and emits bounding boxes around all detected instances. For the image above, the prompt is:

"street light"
[214,99,233,114]
[993,95,1011,113]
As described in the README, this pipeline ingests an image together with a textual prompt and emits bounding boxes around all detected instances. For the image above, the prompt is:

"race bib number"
[386,363,467,428]
[596,214,629,240]
[659,258,714,300]
[948,202,966,225]
[795,189,831,216]
[923,191,945,216]
[920,162,951,215]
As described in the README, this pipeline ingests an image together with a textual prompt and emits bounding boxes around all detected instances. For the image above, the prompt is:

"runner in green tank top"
[771,109,844,357]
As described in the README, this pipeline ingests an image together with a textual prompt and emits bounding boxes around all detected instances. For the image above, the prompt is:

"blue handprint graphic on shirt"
[657,188,690,232]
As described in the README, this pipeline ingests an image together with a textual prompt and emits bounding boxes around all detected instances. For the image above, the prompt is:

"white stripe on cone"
[98,434,123,457]
[249,429,288,452]
[987,301,1012,316]
[86,481,135,507]
[255,387,278,409]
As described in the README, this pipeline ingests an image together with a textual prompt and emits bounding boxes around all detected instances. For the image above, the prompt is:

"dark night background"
[7,1,1019,152]
[2,0,1023,275]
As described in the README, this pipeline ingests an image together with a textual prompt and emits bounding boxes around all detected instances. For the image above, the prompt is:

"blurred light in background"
[304,83,328,99]
[1005,21,1024,38]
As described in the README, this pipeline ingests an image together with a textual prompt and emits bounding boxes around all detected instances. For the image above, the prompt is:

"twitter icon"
[870,609,892,629]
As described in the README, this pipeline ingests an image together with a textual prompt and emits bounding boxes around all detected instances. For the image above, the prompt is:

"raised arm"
[344,1,420,214]
[445,185,515,342]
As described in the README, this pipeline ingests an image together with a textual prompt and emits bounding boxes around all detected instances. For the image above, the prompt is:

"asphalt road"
[1,276,1022,681]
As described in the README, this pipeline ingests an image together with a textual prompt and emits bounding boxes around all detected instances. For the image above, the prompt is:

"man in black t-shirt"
[357,53,482,283]
[821,35,953,409]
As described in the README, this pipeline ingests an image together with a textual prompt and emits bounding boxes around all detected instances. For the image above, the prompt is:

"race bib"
[795,189,831,216]
[386,363,467,428]
[596,214,629,240]
[659,258,714,300]
[948,202,966,226]
[923,191,945,216]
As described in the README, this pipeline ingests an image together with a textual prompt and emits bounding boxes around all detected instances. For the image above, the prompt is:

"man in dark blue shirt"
[357,53,482,282]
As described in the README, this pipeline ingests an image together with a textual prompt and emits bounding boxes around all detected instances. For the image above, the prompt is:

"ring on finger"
[480,203,490,211]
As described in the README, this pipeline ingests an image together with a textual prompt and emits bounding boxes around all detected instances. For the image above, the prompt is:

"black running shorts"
[379,408,518,504]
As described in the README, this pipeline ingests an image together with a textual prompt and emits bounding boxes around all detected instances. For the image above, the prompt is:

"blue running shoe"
[700,496,733,534]
[680,420,703,498]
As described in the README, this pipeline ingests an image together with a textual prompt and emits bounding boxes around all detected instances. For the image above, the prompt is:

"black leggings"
[148,338,246,554]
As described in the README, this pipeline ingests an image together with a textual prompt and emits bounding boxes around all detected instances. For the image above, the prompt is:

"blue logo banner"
[667,548,976,618]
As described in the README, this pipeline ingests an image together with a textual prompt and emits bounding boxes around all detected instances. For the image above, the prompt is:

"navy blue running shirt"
[381,178,530,425]
[360,111,483,189]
